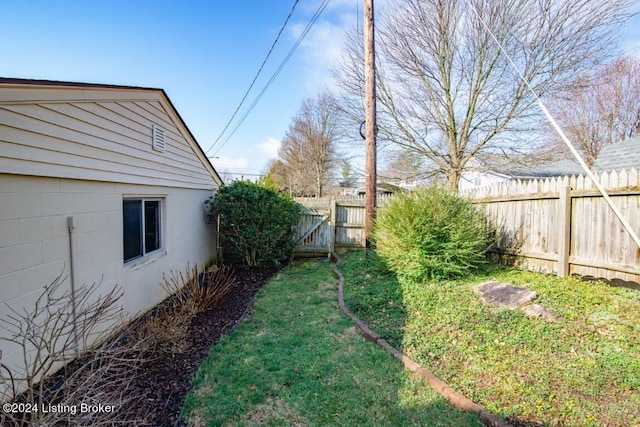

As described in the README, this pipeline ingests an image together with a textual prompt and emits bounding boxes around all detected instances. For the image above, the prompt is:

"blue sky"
[1,0,360,179]
[1,0,638,180]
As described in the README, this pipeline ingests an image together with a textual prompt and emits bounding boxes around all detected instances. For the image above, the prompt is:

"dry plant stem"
[141,264,238,356]
[0,269,152,426]
[192,266,237,312]
[36,338,150,426]
[1,263,239,426]
[160,264,237,315]
[128,264,239,357]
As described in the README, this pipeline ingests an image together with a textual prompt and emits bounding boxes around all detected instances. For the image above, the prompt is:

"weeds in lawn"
[339,250,640,426]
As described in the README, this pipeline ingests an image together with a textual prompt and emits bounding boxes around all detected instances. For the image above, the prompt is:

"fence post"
[557,186,572,277]
[329,198,337,254]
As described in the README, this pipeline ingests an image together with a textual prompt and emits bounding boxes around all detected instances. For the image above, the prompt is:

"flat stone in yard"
[522,303,557,321]
[473,281,537,310]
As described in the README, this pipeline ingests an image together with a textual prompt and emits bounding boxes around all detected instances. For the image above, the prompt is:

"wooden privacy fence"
[464,168,640,283]
[294,195,393,255]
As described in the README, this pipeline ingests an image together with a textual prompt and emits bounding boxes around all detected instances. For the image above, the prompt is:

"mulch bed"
[129,265,279,426]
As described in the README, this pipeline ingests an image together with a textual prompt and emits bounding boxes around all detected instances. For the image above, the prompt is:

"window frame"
[123,197,164,264]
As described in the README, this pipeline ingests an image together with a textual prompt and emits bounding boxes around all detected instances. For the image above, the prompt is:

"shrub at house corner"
[206,180,302,266]
[373,186,492,280]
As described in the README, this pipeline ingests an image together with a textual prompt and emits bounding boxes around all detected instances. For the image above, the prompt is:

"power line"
[218,172,266,177]
[463,0,640,251]
[211,0,333,157]
[206,0,300,155]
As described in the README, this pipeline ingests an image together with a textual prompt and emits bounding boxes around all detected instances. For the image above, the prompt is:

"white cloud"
[211,156,249,172]
[290,0,392,93]
[289,2,359,91]
[259,137,281,159]
[209,142,282,181]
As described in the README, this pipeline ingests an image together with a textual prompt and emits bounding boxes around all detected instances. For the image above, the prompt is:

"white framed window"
[123,198,163,263]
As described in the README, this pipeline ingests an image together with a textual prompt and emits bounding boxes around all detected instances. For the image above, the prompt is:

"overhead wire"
[210,0,333,157]
[217,172,266,177]
[206,0,301,155]
[463,0,640,250]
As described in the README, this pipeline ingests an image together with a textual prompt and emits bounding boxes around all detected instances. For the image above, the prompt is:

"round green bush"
[372,186,492,280]
[206,180,302,266]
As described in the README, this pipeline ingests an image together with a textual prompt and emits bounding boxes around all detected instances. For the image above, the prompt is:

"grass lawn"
[181,259,483,426]
[340,250,640,427]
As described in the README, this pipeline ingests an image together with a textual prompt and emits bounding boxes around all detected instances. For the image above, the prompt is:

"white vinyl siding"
[0,87,219,190]
[0,82,221,393]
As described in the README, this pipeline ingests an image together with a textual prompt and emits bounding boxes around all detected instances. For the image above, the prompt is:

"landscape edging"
[331,254,512,427]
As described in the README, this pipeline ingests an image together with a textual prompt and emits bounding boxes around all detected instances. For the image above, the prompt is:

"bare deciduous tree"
[275,92,341,197]
[381,148,426,183]
[336,0,633,189]
[543,56,640,166]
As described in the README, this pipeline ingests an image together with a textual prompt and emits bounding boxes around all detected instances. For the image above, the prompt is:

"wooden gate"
[294,196,393,256]
[294,201,334,255]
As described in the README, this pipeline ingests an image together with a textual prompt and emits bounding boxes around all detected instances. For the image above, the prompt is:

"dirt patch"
[317,280,336,299]
[233,396,307,427]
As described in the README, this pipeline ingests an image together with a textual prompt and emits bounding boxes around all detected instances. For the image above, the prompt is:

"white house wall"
[0,81,221,389]
[0,85,218,189]
[0,173,216,379]
[459,170,511,192]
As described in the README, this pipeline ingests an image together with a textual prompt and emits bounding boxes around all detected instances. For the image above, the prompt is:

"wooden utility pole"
[364,0,377,246]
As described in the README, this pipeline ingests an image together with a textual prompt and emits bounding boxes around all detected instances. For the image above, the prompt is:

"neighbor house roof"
[592,137,640,172]
[469,153,584,179]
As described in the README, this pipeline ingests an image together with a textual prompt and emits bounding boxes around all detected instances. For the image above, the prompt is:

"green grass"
[340,250,640,426]
[181,260,482,426]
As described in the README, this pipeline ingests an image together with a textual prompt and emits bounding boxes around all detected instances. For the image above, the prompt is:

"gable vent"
[152,124,166,152]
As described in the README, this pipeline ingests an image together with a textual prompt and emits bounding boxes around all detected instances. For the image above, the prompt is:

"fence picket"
[294,196,377,254]
[296,170,639,282]
[468,168,640,283]
[630,167,638,187]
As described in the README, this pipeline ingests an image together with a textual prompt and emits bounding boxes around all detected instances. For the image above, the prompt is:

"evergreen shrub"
[206,180,302,266]
[372,186,492,280]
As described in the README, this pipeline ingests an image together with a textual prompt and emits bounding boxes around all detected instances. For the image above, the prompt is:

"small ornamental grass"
[137,264,237,355]
[372,186,492,280]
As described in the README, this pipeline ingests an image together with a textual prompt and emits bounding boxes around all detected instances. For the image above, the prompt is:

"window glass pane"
[144,200,161,253]
[123,200,142,262]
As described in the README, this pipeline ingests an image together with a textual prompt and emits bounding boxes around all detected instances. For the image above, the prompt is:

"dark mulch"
[130,265,279,427]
